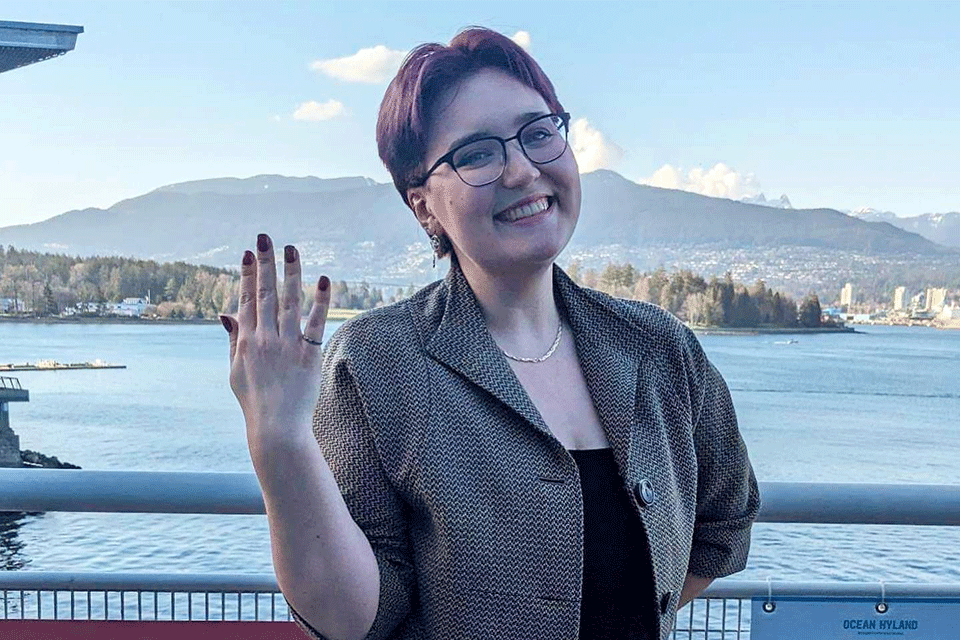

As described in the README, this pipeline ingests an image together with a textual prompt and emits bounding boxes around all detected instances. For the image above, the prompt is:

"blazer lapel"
[555,267,642,475]
[424,262,553,439]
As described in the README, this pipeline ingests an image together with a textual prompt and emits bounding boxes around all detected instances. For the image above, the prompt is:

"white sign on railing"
[751,597,960,639]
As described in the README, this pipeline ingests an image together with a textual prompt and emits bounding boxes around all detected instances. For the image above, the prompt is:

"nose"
[499,139,540,188]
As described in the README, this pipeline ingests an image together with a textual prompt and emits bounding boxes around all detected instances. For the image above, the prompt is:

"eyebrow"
[443,110,551,155]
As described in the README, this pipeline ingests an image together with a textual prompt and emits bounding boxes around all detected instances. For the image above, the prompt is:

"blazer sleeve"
[684,332,762,579]
[286,329,416,640]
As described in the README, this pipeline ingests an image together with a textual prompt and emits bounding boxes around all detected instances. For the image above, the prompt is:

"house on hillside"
[111,298,149,317]
[0,298,25,313]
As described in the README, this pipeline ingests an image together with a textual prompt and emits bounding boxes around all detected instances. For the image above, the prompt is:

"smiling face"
[408,68,581,279]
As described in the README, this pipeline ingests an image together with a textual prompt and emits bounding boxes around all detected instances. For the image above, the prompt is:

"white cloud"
[311,45,408,83]
[272,114,282,122]
[641,162,761,200]
[511,30,531,50]
[569,118,623,173]
[292,99,345,122]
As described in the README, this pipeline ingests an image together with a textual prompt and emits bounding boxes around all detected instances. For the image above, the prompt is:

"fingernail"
[318,276,330,292]
[219,315,231,332]
[257,234,270,252]
[284,245,296,263]
[242,250,254,266]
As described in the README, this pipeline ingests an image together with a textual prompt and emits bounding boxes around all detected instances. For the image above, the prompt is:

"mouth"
[494,196,554,224]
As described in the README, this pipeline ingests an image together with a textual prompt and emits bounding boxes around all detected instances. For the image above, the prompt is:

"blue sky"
[1,0,958,228]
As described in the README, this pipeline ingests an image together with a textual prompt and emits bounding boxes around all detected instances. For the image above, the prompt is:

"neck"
[456,256,561,356]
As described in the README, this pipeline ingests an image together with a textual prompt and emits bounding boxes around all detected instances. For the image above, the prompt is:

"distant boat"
[773,339,799,345]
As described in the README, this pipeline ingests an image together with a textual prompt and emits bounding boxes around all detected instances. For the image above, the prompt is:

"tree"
[164,277,178,302]
[42,282,58,316]
[798,293,822,328]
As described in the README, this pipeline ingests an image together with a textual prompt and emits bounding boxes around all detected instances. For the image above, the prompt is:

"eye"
[521,126,557,147]
[453,140,500,169]
[454,149,493,168]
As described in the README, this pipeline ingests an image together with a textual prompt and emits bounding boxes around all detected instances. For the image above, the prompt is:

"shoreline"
[0,308,362,325]
[689,325,860,335]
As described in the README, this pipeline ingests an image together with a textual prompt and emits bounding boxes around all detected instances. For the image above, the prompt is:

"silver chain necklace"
[499,321,563,363]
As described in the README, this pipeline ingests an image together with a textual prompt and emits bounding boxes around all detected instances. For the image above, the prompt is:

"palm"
[220,234,331,449]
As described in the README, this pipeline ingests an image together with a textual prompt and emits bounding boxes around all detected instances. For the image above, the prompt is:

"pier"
[0,377,28,468]
[0,360,125,372]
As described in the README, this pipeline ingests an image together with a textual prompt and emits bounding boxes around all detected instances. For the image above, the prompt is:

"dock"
[0,360,126,371]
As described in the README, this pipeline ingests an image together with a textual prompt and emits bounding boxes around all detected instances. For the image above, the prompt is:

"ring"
[302,335,323,346]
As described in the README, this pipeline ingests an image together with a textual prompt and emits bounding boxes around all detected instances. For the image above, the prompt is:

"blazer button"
[660,590,674,614]
[634,478,656,507]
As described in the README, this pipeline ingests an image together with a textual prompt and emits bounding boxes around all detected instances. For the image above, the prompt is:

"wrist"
[247,427,319,472]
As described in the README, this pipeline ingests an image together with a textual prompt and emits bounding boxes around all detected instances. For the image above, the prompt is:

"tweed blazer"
[287,262,761,640]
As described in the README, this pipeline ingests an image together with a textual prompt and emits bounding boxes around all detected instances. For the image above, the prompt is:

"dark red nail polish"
[219,315,231,332]
[257,234,270,252]
[284,245,296,263]
[242,250,254,266]
[318,276,330,292]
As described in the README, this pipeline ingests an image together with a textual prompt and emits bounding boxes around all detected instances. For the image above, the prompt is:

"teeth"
[498,197,550,222]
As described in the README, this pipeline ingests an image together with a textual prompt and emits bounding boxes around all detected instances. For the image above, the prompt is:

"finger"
[302,276,331,348]
[255,233,280,336]
[279,245,303,340]
[237,249,257,336]
[220,314,238,363]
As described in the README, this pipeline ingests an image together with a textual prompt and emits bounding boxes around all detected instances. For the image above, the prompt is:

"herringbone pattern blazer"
[287,263,760,640]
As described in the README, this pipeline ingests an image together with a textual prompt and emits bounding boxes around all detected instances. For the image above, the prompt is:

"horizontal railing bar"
[702,580,960,599]
[757,481,960,525]
[0,572,281,592]
[1,573,959,600]
[2,470,960,525]
[0,469,264,514]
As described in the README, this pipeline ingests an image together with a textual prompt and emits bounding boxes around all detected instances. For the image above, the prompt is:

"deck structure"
[0,19,83,74]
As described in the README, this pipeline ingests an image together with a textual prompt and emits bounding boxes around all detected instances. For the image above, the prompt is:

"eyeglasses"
[413,112,571,188]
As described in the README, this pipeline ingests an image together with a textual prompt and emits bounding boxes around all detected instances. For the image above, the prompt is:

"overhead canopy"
[0,20,83,74]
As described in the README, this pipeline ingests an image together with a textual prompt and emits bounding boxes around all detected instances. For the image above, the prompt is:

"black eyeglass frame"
[411,112,571,189]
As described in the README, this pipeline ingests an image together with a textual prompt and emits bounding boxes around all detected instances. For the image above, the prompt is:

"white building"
[939,303,960,321]
[111,298,149,317]
[926,288,947,313]
[840,283,853,308]
[893,286,908,311]
[0,298,25,313]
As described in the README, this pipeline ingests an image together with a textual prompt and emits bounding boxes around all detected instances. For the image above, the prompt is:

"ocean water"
[1,321,958,586]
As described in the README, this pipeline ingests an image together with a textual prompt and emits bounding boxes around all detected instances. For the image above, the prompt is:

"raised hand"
[219,233,331,458]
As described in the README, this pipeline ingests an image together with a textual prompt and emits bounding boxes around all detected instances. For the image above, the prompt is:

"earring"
[430,234,442,269]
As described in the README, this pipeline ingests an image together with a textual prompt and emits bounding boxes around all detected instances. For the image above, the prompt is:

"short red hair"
[376,27,565,209]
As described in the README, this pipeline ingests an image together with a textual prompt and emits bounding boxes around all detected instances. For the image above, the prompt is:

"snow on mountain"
[741,193,793,209]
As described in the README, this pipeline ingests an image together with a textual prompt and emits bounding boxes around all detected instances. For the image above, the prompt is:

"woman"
[220,28,760,640]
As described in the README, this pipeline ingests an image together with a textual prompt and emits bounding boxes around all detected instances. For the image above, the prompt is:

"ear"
[407,187,434,231]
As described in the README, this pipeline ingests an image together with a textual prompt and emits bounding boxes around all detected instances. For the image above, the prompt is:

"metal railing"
[2,469,959,637]
[0,376,21,390]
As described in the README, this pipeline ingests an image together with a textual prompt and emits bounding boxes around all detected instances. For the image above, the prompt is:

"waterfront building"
[926,288,947,313]
[113,297,149,317]
[940,303,960,321]
[0,298,25,313]
[893,286,908,311]
[910,291,926,312]
[840,282,854,308]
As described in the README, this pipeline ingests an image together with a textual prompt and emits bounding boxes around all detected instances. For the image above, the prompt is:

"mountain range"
[1,170,955,294]
[847,207,959,249]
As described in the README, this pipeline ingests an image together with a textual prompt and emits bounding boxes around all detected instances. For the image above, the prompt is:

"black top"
[570,447,657,640]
